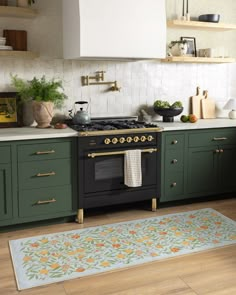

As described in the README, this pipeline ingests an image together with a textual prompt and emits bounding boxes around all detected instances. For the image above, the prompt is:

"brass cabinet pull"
[219,149,224,153]
[88,148,157,158]
[171,182,177,187]
[172,159,178,164]
[35,150,55,155]
[36,172,56,177]
[36,198,56,205]
[213,137,227,141]
[215,149,220,153]
[172,140,178,145]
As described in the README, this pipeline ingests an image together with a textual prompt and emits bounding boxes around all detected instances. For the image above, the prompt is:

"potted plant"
[11,74,67,128]
[17,0,35,8]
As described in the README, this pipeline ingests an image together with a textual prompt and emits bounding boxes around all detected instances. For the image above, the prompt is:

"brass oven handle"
[36,172,56,177]
[35,150,55,155]
[213,137,227,141]
[35,198,56,205]
[88,148,158,158]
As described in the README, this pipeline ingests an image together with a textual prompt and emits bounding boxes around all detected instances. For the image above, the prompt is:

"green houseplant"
[11,75,67,128]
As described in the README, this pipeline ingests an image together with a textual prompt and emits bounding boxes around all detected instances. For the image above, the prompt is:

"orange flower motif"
[148,227,155,231]
[150,252,158,257]
[64,242,72,247]
[111,237,118,242]
[175,232,182,236]
[76,248,84,253]
[68,251,76,256]
[182,241,190,246]
[189,215,196,218]
[50,263,60,269]
[124,249,133,254]
[200,225,208,229]
[40,239,48,244]
[71,234,80,239]
[213,240,219,244]
[112,244,121,248]
[230,235,236,240]
[100,232,108,236]
[129,231,136,235]
[135,250,143,255]
[96,243,104,247]
[101,261,110,267]
[23,256,32,262]
[186,221,192,225]
[76,267,85,272]
[40,257,48,263]
[117,254,125,259]
[156,244,163,248]
[171,226,178,230]
[30,243,39,248]
[86,258,95,263]
[52,253,61,257]
[202,218,209,221]
[215,222,222,225]
[40,250,48,255]
[39,269,48,275]
[215,233,222,237]
[159,221,166,225]
[159,231,167,235]
[188,237,196,241]
[86,237,93,242]
[78,255,85,259]
[171,247,180,252]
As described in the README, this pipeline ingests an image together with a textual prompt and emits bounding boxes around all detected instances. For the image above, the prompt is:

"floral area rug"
[9,208,236,290]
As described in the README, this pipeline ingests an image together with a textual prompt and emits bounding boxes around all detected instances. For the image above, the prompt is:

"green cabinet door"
[187,147,218,194]
[219,145,236,191]
[0,164,12,221]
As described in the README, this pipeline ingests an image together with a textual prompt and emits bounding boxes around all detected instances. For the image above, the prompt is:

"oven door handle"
[88,148,158,158]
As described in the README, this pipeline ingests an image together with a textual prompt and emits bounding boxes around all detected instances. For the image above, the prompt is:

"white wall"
[0,0,235,120]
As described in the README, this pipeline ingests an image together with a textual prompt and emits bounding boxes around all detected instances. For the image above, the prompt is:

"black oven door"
[84,147,157,194]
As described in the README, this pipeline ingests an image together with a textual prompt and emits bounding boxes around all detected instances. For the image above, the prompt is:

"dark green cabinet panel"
[18,159,71,189]
[165,134,184,150]
[0,164,12,221]
[0,146,11,164]
[164,172,185,201]
[187,147,218,194]
[165,150,184,172]
[18,141,72,162]
[19,185,72,218]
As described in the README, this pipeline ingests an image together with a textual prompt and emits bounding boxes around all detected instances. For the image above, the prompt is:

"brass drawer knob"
[220,149,224,153]
[172,140,178,145]
[171,182,177,187]
[172,159,178,164]
[215,149,220,153]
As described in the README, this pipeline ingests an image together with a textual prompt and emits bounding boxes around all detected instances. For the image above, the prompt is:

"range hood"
[62,0,166,60]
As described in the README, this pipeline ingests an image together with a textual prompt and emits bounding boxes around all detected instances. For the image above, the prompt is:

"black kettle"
[69,101,91,125]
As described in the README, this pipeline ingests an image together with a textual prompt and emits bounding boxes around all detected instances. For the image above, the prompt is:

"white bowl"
[0,39,6,46]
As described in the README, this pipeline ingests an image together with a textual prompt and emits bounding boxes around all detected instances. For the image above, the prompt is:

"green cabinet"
[160,127,236,203]
[0,138,76,227]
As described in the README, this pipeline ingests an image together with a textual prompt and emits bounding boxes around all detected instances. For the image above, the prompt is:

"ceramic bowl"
[0,38,6,46]
[154,107,183,122]
[198,14,220,23]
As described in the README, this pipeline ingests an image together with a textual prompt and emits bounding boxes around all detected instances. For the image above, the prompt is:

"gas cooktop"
[68,119,162,136]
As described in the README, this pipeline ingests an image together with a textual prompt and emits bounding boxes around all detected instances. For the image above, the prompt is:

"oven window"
[95,158,123,180]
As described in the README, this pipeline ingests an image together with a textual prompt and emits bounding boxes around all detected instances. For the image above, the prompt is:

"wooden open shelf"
[161,56,236,63]
[0,6,37,18]
[167,20,236,31]
[0,50,39,58]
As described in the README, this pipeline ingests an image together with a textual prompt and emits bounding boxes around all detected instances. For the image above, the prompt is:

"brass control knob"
[140,136,147,142]
[119,137,126,144]
[172,140,178,145]
[104,138,111,145]
[112,138,118,144]
[133,136,140,143]
[147,135,154,142]
[126,137,133,143]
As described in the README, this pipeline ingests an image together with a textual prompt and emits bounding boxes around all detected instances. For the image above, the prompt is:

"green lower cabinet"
[164,172,185,201]
[0,164,12,221]
[219,145,236,191]
[187,147,218,194]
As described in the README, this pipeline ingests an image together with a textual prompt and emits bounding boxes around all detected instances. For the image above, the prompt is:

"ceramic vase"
[32,101,54,128]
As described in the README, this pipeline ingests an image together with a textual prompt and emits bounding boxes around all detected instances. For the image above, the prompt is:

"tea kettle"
[69,101,91,125]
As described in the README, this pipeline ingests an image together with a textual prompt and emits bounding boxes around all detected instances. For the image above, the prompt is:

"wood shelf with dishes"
[162,19,236,64]
[0,5,37,18]
[0,50,39,58]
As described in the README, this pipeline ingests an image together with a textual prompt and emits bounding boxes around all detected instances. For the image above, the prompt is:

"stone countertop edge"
[0,127,78,142]
[152,118,236,131]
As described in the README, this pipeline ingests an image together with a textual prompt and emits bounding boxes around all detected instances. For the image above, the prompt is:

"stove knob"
[147,135,154,142]
[112,137,118,144]
[119,137,126,144]
[141,136,147,142]
[104,138,111,145]
[126,137,133,143]
[133,136,140,143]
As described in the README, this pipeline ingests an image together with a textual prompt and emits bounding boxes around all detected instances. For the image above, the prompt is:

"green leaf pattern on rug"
[18,209,236,282]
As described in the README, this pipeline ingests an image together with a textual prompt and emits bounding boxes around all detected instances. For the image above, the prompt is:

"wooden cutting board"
[201,91,216,119]
[191,87,204,119]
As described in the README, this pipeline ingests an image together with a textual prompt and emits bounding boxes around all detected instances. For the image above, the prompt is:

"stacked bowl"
[0,37,13,50]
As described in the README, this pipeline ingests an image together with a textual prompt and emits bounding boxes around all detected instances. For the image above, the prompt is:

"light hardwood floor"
[0,198,236,295]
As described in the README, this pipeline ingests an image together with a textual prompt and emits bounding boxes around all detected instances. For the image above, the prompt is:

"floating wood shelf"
[0,6,37,18]
[161,56,236,63]
[167,20,236,31]
[0,51,39,58]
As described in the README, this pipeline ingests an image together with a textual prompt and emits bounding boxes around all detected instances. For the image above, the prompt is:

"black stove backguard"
[76,131,161,224]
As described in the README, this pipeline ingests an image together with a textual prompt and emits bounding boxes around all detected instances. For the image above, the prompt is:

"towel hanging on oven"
[124,150,142,187]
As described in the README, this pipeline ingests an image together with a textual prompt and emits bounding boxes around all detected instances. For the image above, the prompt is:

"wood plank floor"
[0,198,235,295]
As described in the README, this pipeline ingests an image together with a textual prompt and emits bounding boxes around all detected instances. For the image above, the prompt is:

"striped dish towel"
[124,150,142,187]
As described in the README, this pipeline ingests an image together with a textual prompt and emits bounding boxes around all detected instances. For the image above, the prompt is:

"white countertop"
[0,127,78,142]
[153,118,236,131]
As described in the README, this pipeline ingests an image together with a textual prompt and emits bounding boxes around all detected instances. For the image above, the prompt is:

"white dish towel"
[124,150,142,187]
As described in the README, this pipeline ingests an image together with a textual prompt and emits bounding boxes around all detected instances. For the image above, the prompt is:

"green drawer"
[18,141,71,162]
[163,172,184,201]
[19,185,72,218]
[165,150,184,172]
[18,159,71,189]
[188,129,236,147]
[0,146,10,164]
[165,134,185,150]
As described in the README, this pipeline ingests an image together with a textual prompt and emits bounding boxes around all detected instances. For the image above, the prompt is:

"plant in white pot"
[11,75,67,128]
